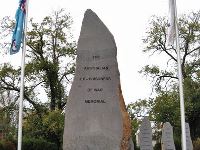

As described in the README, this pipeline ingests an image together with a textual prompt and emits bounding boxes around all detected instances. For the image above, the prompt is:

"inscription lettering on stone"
[85,99,106,103]
[63,9,132,150]
[76,51,113,104]
[161,122,176,150]
[139,117,153,150]
[84,66,109,71]
[79,76,111,81]
[93,55,100,60]
[87,88,103,92]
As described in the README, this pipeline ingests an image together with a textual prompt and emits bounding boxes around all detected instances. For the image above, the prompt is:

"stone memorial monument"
[185,123,193,150]
[63,9,133,150]
[161,122,176,150]
[139,116,153,150]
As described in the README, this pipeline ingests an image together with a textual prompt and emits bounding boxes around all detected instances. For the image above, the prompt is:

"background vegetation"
[0,8,199,150]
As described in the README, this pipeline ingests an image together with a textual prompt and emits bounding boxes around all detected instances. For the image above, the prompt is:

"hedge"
[22,138,57,150]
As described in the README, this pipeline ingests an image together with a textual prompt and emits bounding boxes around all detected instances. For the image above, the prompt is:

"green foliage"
[0,105,17,143]
[184,77,200,139]
[0,8,76,149]
[141,11,200,92]
[0,140,16,150]
[26,9,76,111]
[43,110,64,137]
[0,9,77,112]
[25,9,76,110]
[151,91,180,126]
[127,99,152,118]
[0,141,4,150]
[138,10,200,142]
[193,138,200,150]
[23,110,64,149]
[134,146,140,150]
[173,135,182,150]
[23,112,45,138]
[141,65,160,75]
[42,110,64,149]
[22,138,57,150]
[127,11,200,146]
[153,142,161,150]
[130,118,140,150]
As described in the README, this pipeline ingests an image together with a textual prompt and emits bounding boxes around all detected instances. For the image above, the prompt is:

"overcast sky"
[0,0,199,104]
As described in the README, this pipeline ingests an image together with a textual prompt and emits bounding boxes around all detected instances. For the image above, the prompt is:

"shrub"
[0,141,4,150]
[22,137,57,150]
[173,135,182,150]
[0,140,16,150]
[3,141,16,150]
[193,138,200,150]
[154,142,161,150]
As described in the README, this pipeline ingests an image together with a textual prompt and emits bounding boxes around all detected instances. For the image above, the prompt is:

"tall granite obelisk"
[63,9,132,150]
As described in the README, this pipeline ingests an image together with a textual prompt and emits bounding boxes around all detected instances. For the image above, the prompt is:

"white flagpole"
[173,0,187,150]
[17,0,29,150]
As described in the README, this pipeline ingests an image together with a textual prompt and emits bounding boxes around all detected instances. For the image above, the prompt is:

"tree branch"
[159,40,177,62]
[0,78,42,113]
[188,46,200,55]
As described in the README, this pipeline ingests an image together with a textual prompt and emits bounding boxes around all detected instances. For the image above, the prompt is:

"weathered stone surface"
[63,9,132,150]
[139,117,153,150]
[118,85,133,150]
[185,123,193,150]
[161,122,176,150]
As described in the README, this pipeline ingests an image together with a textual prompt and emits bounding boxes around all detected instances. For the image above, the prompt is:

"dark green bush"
[193,138,200,150]
[174,138,182,150]
[0,140,16,150]
[154,142,161,150]
[0,141,4,150]
[134,146,140,150]
[3,141,16,150]
[22,138,57,150]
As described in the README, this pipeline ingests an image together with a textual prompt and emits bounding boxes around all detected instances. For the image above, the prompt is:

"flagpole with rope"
[17,0,29,149]
[172,0,187,149]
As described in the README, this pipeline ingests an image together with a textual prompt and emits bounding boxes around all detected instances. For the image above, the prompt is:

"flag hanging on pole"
[167,0,187,149]
[166,0,176,46]
[10,0,26,55]
[11,0,29,149]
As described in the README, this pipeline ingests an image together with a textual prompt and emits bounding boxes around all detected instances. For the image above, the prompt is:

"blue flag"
[10,0,26,55]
